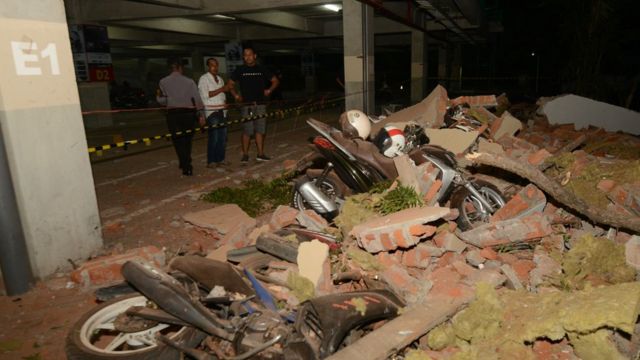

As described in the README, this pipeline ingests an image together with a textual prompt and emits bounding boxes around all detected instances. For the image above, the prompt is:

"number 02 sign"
[11,41,60,76]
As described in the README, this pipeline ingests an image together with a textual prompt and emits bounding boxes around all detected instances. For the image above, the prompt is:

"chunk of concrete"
[371,85,448,136]
[297,240,329,288]
[540,94,640,135]
[183,204,256,235]
[500,264,524,290]
[490,111,523,141]
[424,128,480,155]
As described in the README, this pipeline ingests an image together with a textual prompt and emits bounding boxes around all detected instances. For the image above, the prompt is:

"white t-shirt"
[198,72,227,118]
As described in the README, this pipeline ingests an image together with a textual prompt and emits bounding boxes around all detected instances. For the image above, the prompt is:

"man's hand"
[198,115,206,127]
[234,94,243,103]
[264,89,272,97]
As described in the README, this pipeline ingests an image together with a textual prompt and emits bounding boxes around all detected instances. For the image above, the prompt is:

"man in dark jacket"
[227,46,279,164]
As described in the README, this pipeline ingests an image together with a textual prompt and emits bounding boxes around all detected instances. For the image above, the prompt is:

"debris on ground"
[69,85,640,359]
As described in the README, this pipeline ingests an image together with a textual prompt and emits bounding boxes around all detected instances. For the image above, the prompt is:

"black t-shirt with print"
[231,64,273,103]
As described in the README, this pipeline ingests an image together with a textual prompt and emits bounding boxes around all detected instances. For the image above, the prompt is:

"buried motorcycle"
[291,118,506,230]
[66,255,403,359]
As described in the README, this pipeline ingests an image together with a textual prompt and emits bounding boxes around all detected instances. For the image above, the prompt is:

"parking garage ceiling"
[65,0,500,57]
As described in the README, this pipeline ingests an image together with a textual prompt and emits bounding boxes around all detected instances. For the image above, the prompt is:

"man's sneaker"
[256,154,271,162]
[241,154,249,164]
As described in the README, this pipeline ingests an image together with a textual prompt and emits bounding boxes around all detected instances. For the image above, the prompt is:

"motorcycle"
[291,118,506,230]
[66,254,403,360]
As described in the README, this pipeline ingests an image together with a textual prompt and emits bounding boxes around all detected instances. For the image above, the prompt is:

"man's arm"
[264,75,280,97]
[156,82,167,105]
[227,79,242,102]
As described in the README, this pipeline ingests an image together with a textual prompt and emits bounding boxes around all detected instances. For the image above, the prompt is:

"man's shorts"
[241,104,267,135]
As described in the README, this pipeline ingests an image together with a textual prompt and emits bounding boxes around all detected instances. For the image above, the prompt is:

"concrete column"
[0,0,102,278]
[191,50,205,80]
[437,46,447,85]
[342,0,374,114]
[410,30,427,104]
[450,44,462,91]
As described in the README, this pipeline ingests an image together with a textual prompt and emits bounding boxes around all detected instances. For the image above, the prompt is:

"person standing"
[198,58,230,168]
[227,45,280,164]
[156,58,204,176]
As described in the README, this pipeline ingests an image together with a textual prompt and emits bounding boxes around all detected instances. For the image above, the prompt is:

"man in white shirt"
[198,58,230,167]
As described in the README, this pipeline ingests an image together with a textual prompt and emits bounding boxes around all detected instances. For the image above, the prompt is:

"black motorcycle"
[66,255,403,359]
[291,119,506,230]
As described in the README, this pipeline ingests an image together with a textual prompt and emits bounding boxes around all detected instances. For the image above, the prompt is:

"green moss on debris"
[202,175,292,217]
[346,246,384,271]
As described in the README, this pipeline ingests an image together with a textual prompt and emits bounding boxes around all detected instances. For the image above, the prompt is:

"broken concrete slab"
[433,231,467,254]
[450,94,498,108]
[458,213,553,248]
[490,111,523,141]
[394,154,422,193]
[351,206,452,253]
[625,235,640,271]
[540,94,640,135]
[183,204,256,235]
[477,138,505,154]
[371,85,448,136]
[424,128,480,155]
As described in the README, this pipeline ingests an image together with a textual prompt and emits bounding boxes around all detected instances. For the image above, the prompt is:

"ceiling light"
[211,14,235,20]
[322,4,342,12]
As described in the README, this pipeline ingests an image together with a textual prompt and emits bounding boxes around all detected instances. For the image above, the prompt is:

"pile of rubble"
[71,86,640,359]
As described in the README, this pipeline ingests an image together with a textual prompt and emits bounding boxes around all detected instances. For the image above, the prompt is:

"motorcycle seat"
[340,136,399,180]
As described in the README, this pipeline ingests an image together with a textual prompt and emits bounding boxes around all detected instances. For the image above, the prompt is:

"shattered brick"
[458,213,553,248]
[183,204,256,235]
[70,246,165,287]
[351,206,452,253]
[491,184,546,222]
[269,205,299,230]
[479,247,499,260]
[465,250,486,267]
[402,244,435,268]
[433,231,467,254]
[500,264,524,290]
[296,209,329,232]
[527,149,552,167]
[381,264,432,304]
[452,260,476,278]
[529,248,562,288]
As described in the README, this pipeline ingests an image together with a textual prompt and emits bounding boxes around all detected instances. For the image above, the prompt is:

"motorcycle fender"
[295,289,404,358]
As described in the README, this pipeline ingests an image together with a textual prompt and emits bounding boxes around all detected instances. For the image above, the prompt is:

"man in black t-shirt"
[227,46,280,163]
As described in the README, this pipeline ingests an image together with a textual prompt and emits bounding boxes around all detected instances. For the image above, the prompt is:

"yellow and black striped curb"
[88,97,344,156]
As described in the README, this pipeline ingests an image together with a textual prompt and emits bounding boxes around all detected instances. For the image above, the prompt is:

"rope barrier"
[87,95,345,155]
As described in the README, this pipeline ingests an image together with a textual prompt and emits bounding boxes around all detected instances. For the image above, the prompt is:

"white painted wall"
[0,0,102,278]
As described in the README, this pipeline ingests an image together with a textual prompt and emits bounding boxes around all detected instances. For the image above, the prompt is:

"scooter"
[66,255,403,360]
[291,119,506,230]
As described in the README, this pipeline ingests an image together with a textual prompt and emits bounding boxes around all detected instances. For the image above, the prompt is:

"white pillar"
[342,0,374,114]
[0,0,102,278]
[410,30,427,104]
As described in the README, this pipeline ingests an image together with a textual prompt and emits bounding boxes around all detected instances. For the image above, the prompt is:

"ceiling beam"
[72,0,331,22]
[127,0,204,10]
[233,10,324,34]
[107,26,220,43]
[113,18,237,38]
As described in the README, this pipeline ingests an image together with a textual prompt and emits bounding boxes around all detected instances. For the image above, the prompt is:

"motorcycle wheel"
[291,176,343,212]
[450,180,506,231]
[66,294,205,360]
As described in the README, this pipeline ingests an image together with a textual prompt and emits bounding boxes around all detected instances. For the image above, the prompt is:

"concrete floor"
[0,106,342,359]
